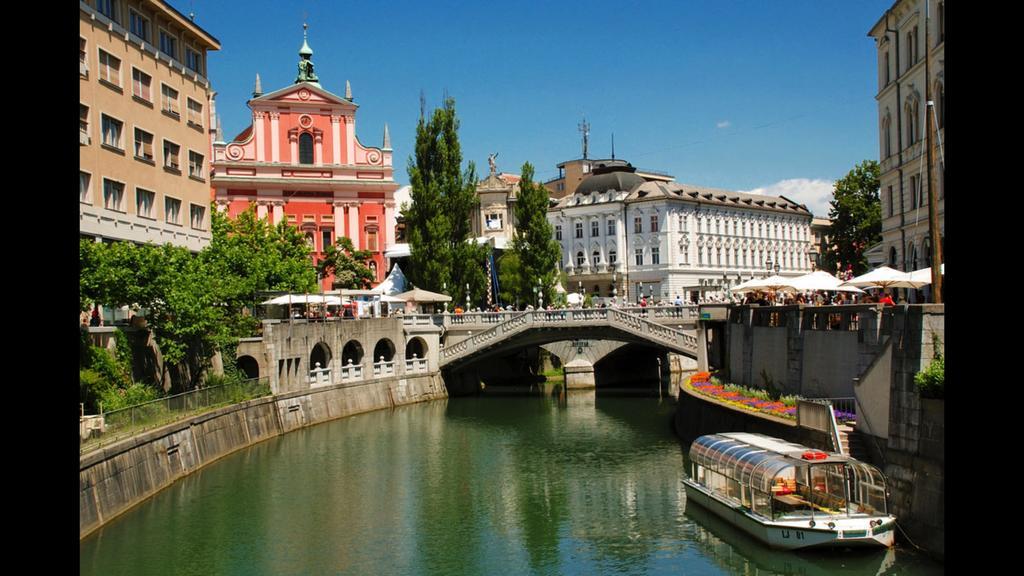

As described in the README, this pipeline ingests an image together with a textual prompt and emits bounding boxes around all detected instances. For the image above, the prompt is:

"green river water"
[79,387,944,575]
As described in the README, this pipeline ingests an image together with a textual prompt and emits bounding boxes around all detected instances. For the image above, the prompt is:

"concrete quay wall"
[80,372,446,540]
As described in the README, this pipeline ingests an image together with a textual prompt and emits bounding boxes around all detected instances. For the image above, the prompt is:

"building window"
[555,225,562,241]
[159,29,177,60]
[299,132,314,164]
[165,197,182,225]
[80,172,92,204]
[576,251,585,267]
[634,216,643,233]
[80,38,88,76]
[80,104,90,145]
[609,250,617,264]
[163,140,180,171]
[96,0,117,21]
[651,246,660,265]
[910,175,918,209]
[161,84,180,117]
[575,222,583,239]
[129,9,149,42]
[98,49,121,87]
[134,128,154,161]
[650,214,659,233]
[717,248,722,266]
[607,219,616,236]
[103,179,125,212]
[884,51,890,86]
[698,247,704,265]
[883,113,892,158]
[188,151,205,180]
[485,213,503,231]
[187,98,204,128]
[185,47,203,75]
[190,204,206,230]
[321,230,332,251]
[938,2,944,43]
[136,188,155,219]
[591,220,599,237]
[592,250,601,265]
[635,248,644,266]
[131,68,152,102]
[101,114,123,150]
[887,186,894,217]
[366,229,379,251]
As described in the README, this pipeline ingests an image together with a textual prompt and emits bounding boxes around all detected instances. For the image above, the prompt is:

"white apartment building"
[548,161,813,303]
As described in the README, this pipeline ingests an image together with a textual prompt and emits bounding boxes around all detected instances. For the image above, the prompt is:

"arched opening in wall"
[299,132,314,164]
[310,341,332,370]
[593,343,663,389]
[342,340,363,366]
[373,339,395,363]
[236,355,260,379]
[405,337,427,359]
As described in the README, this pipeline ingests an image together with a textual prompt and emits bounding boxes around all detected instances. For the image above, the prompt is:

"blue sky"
[175,0,890,218]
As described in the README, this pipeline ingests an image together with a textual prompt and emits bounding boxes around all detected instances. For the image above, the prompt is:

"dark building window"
[299,133,314,164]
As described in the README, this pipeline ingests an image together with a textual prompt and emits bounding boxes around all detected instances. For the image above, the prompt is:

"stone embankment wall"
[673,384,832,451]
[80,373,446,539]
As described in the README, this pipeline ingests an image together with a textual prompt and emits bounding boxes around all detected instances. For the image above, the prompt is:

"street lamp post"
[612,272,618,306]
[465,283,470,312]
[443,282,448,313]
[538,280,544,310]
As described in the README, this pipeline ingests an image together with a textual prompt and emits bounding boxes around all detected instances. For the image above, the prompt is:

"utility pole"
[924,1,942,302]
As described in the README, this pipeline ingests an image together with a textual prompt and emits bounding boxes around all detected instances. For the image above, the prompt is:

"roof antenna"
[611,133,615,160]
[578,115,590,160]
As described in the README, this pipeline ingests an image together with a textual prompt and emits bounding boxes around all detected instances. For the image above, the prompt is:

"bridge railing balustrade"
[340,359,364,381]
[308,362,332,387]
[405,354,428,374]
[373,358,396,378]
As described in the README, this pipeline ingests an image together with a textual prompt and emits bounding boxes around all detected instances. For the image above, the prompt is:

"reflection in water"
[80,388,943,576]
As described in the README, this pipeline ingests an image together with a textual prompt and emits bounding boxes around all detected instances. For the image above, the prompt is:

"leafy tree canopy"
[824,160,881,276]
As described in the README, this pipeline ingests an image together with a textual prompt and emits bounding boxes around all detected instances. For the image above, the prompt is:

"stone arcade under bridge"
[234,308,700,395]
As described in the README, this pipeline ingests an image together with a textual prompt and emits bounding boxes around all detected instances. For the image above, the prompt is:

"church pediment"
[252,83,356,109]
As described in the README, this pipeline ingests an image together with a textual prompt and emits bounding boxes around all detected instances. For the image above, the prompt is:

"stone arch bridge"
[439,308,699,371]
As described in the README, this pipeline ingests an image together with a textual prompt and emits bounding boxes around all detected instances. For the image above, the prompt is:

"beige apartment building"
[868,0,944,276]
[80,0,220,252]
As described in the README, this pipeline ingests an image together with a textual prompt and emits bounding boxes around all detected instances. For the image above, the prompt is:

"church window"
[299,133,314,164]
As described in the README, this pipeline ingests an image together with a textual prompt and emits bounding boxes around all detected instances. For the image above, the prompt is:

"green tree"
[318,236,376,289]
[406,96,488,307]
[824,160,881,276]
[510,162,560,307]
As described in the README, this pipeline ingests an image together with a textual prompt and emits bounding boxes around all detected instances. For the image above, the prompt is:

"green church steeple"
[295,23,319,86]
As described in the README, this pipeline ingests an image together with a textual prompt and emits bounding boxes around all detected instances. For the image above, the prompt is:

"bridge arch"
[342,340,364,366]
[310,341,332,370]
[373,338,396,363]
[236,355,260,379]
[405,337,427,359]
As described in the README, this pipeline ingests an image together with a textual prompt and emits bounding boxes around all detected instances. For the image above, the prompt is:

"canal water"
[80,387,944,575]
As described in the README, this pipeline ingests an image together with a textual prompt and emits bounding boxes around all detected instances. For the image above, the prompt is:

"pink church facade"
[211,37,396,290]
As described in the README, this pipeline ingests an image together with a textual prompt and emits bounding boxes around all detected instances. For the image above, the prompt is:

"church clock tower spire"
[295,23,320,86]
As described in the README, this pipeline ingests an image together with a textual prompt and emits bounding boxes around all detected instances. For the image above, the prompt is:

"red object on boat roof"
[801,451,828,461]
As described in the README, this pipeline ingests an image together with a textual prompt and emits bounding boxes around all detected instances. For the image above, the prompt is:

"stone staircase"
[836,423,870,460]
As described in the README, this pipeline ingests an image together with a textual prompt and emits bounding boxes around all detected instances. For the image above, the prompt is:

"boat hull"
[683,480,895,550]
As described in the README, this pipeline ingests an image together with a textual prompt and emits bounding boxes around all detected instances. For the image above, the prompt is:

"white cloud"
[716,120,731,129]
[740,178,834,218]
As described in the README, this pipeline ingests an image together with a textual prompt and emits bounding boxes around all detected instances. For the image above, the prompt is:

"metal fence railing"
[79,377,271,455]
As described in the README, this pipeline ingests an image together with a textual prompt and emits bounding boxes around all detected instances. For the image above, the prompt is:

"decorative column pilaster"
[270,112,281,163]
[333,201,346,244]
[215,198,231,213]
[271,200,285,225]
[384,201,396,250]
[347,202,361,250]
[314,132,324,167]
[256,199,271,221]
[253,111,266,162]
[346,116,355,165]
[331,115,343,165]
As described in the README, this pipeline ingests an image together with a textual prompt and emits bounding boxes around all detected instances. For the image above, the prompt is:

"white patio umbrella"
[260,294,344,305]
[908,263,945,285]
[566,292,583,305]
[841,266,925,290]
[787,271,864,293]
[731,275,799,294]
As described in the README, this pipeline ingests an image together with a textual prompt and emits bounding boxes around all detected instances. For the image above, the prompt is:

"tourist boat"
[682,432,896,550]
